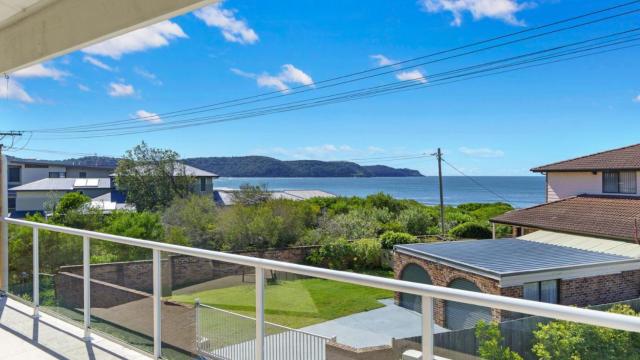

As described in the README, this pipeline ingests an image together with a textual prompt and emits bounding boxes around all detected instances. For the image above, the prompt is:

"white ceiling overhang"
[0,0,216,73]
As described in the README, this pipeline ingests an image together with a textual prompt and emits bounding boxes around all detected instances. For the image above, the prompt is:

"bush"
[307,239,354,270]
[449,222,492,239]
[352,238,382,270]
[398,207,436,235]
[379,231,417,249]
[532,304,640,360]
[476,321,523,360]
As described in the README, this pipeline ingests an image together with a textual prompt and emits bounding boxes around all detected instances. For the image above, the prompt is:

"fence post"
[153,249,162,359]
[422,296,434,360]
[195,298,200,352]
[32,227,39,318]
[83,236,91,340]
[255,267,265,360]
[0,154,8,293]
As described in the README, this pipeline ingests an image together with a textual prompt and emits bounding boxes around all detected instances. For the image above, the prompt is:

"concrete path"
[0,296,150,360]
[300,299,448,349]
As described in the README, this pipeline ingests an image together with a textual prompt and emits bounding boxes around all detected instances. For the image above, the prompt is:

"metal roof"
[10,178,111,191]
[109,163,218,178]
[395,239,634,277]
[519,230,640,258]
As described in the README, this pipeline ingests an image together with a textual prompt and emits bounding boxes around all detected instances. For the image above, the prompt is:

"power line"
[29,29,640,140]
[440,157,513,204]
[22,1,640,134]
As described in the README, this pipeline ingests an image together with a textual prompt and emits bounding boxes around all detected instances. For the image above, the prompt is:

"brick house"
[394,144,640,330]
[394,239,640,330]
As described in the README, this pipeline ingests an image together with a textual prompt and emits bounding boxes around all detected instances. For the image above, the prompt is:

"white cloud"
[0,80,34,103]
[420,0,534,26]
[134,67,162,85]
[133,110,162,124]
[13,63,68,80]
[633,94,640,103]
[83,20,187,59]
[232,64,313,92]
[77,84,91,92]
[83,56,114,71]
[108,82,135,97]
[254,144,391,160]
[370,54,395,66]
[459,146,505,158]
[194,2,258,44]
[396,70,427,83]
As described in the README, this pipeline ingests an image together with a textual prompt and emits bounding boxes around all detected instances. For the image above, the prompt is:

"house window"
[200,178,207,192]
[8,197,16,212]
[79,172,87,178]
[8,166,20,183]
[523,280,558,304]
[48,172,65,178]
[603,171,637,194]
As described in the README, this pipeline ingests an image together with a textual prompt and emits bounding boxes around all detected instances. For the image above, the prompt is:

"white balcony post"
[152,249,162,359]
[32,227,39,317]
[422,296,434,360]
[492,223,496,239]
[83,236,91,340]
[0,154,8,293]
[255,267,265,360]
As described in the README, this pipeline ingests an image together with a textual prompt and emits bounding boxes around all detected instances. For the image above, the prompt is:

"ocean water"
[215,176,546,208]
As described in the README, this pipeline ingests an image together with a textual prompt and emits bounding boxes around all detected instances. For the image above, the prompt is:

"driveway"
[300,298,448,349]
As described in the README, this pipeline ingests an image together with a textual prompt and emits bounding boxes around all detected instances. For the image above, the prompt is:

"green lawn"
[171,277,393,329]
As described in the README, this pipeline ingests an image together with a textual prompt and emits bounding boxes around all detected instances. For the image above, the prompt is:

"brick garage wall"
[394,251,503,327]
[560,270,640,307]
[60,259,171,293]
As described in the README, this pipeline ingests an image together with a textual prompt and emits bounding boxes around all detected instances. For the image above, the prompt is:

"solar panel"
[73,179,87,187]
[86,179,99,187]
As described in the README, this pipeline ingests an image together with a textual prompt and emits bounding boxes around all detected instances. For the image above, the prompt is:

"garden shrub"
[449,222,492,239]
[352,238,382,270]
[307,239,354,270]
[379,231,417,249]
[476,321,523,360]
[398,207,436,235]
[532,304,640,360]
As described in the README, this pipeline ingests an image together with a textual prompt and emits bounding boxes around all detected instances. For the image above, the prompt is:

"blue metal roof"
[395,239,635,276]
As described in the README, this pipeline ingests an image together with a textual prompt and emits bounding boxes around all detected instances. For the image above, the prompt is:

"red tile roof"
[531,143,640,172]
[491,195,640,243]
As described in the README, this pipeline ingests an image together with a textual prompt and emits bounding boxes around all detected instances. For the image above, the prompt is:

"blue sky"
[1,0,639,176]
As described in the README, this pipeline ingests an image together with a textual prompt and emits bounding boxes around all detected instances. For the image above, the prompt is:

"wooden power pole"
[436,148,445,237]
[0,131,22,293]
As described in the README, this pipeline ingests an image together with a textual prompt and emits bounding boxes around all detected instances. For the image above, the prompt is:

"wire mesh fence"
[196,302,333,360]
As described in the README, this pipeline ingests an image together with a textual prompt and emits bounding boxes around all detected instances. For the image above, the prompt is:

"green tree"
[231,184,271,205]
[115,142,195,211]
[50,192,104,229]
[475,321,523,360]
[449,222,493,239]
[163,195,218,249]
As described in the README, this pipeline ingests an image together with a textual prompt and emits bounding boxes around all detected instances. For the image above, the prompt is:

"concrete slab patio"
[0,295,151,360]
[301,298,448,348]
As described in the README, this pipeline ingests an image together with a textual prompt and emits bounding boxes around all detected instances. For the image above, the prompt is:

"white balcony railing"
[2,217,640,359]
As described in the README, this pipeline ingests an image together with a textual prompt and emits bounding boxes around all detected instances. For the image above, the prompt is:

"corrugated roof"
[491,194,640,242]
[519,230,640,258]
[395,239,633,276]
[532,143,640,172]
[213,189,334,206]
[10,178,112,191]
[109,163,218,178]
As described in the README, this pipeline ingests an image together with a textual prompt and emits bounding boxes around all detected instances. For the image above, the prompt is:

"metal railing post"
[255,267,265,360]
[195,298,200,352]
[153,249,162,359]
[422,296,434,360]
[0,154,8,293]
[32,227,39,317]
[83,236,91,340]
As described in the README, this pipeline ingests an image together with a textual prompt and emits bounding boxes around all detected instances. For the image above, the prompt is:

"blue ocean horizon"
[215,176,545,209]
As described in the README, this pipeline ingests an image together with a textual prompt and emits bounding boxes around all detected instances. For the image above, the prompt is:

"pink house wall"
[546,171,640,202]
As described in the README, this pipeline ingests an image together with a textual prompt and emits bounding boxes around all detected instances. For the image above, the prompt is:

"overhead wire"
[22,1,640,133]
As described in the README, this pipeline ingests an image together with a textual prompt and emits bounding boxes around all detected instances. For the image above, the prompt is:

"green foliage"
[163,195,218,249]
[532,304,640,360]
[307,238,355,270]
[449,222,493,239]
[231,184,271,205]
[115,142,196,211]
[476,321,524,360]
[398,207,437,235]
[51,192,90,220]
[379,231,417,249]
[351,238,382,270]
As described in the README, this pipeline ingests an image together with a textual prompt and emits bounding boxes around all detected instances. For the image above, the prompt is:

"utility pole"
[436,148,445,237]
[0,131,22,294]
